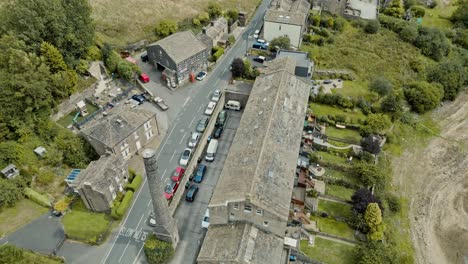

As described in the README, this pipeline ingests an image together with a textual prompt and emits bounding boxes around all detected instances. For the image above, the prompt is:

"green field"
[317,151,349,165]
[421,4,456,29]
[309,103,366,123]
[325,126,362,142]
[62,200,112,245]
[331,80,370,98]
[57,102,100,128]
[0,199,48,236]
[325,184,355,201]
[300,238,356,264]
[310,215,356,240]
[318,200,352,219]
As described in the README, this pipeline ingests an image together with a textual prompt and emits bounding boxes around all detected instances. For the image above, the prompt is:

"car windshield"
[203,216,209,222]
[183,150,190,157]
[198,72,205,77]
[208,104,214,110]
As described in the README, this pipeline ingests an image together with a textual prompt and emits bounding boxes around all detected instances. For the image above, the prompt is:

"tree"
[269,36,290,50]
[154,19,178,38]
[310,15,320,27]
[231,58,244,77]
[40,42,67,73]
[352,162,386,187]
[198,12,210,24]
[144,234,174,264]
[369,77,392,97]
[451,0,468,28]
[384,0,404,18]
[0,179,23,208]
[327,18,334,28]
[354,242,398,264]
[228,35,235,45]
[0,244,23,263]
[365,20,380,34]
[226,9,239,22]
[427,61,467,101]
[414,27,450,61]
[365,203,385,241]
[207,1,223,18]
[351,188,382,215]
[361,114,391,135]
[380,93,404,119]
[104,50,121,73]
[333,17,346,31]
[361,135,382,155]
[243,59,253,78]
[404,81,443,113]
[399,25,419,43]
[117,61,134,80]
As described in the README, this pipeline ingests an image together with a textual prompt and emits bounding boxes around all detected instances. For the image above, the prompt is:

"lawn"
[75,76,96,93]
[310,215,355,240]
[317,151,349,165]
[331,80,370,98]
[325,126,362,143]
[22,250,64,264]
[57,102,100,128]
[309,103,366,124]
[421,4,456,30]
[62,200,112,245]
[325,184,355,201]
[300,238,356,264]
[318,200,352,219]
[0,199,48,236]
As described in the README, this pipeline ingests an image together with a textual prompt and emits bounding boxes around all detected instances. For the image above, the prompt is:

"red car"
[171,166,186,182]
[164,181,180,200]
[139,73,150,83]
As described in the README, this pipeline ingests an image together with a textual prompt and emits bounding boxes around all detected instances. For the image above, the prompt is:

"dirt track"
[393,91,468,264]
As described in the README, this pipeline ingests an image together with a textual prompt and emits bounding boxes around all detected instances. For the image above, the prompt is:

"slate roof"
[210,57,310,221]
[147,31,207,64]
[71,154,126,190]
[264,10,307,26]
[197,223,285,264]
[204,17,228,40]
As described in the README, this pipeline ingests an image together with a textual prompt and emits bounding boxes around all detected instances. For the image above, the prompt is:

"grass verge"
[0,199,48,237]
[57,102,100,128]
[331,80,370,98]
[325,184,355,201]
[62,200,112,245]
[300,238,356,264]
[318,200,352,219]
[325,126,362,142]
[310,215,356,240]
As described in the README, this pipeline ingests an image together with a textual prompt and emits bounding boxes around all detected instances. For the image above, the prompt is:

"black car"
[141,53,149,62]
[186,185,199,202]
[213,126,223,138]
[132,94,146,104]
[193,164,207,183]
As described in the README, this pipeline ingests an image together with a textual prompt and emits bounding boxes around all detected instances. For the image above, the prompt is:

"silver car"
[179,148,192,166]
[211,89,221,102]
[188,132,200,148]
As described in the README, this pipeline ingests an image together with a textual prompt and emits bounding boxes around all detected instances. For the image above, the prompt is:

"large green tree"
[354,242,398,264]
[364,203,385,241]
[427,61,467,100]
[154,19,178,38]
[404,81,444,113]
[269,36,291,50]
[414,27,450,61]
[361,114,392,135]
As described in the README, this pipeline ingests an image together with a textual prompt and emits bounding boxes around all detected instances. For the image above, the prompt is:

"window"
[134,132,139,140]
[244,205,252,213]
[263,221,269,227]
[256,209,263,215]
[122,148,130,159]
[144,121,152,130]
[146,130,154,140]
[233,203,239,210]
[279,25,282,31]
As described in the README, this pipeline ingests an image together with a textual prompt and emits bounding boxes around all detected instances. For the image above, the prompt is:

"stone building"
[146,31,210,87]
[80,107,158,160]
[263,0,311,48]
[203,17,229,47]
[312,0,378,20]
[70,154,128,212]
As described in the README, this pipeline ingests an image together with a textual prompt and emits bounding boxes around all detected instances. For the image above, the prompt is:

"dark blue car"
[193,164,207,183]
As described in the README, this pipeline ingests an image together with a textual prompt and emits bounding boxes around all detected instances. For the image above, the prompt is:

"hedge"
[111,202,121,220]
[125,175,142,192]
[144,234,174,264]
[213,47,224,62]
[116,191,133,218]
[24,188,51,207]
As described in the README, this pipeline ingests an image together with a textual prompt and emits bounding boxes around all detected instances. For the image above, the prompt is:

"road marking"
[147,200,151,208]
[198,105,203,111]
[189,116,197,127]
[118,241,131,263]
[221,67,227,76]
[132,244,145,264]
[160,168,167,180]
[169,150,176,162]
[183,97,191,107]
[179,132,186,145]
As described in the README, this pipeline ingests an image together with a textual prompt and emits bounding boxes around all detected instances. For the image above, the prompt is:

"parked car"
[213,126,223,138]
[193,164,207,183]
[179,148,192,166]
[253,56,266,63]
[188,132,201,148]
[253,29,260,39]
[141,53,149,62]
[153,97,169,111]
[323,80,332,84]
[196,71,207,81]
[196,117,209,133]
[252,43,268,50]
[201,209,210,229]
[164,181,180,200]
[132,94,146,104]
[147,213,156,227]
[257,39,268,45]
[139,73,150,83]
[211,89,221,102]
[225,100,241,111]
[204,101,217,116]
[216,110,227,127]
[186,185,199,202]
[171,166,186,182]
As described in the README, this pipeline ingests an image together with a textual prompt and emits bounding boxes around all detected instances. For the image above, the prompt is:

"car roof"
[208,101,216,106]
[198,164,206,170]
[191,132,200,138]
[175,166,184,173]
[188,185,198,193]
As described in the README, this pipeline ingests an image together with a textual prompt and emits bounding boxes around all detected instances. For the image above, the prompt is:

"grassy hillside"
[91,0,260,45]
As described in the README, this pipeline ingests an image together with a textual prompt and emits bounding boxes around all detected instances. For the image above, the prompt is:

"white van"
[225,100,241,111]
[205,139,219,161]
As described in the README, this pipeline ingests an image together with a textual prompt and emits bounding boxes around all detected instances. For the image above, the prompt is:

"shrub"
[414,27,450,61]
[125,175,142,192]
[144,234,174,264]
[411,5,426,17]
[54,196,73,212]
[399,25,419,43]
[154,19,178,38]
[0,179,23,208]
[212,47,224,62]
[116,191,134,217]
[427,61,467,101]
[111,202,121,220]
[404,81,444,113]
[24,187,51,207]
[365,20,381,34]
[385,193,401,213]
[128,168,137,182]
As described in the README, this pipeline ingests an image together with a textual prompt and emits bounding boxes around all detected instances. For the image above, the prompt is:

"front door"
[136,141,141,150]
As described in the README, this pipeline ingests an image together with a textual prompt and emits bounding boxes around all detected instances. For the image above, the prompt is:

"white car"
[211,89,221,102]
[204,101,217,116]
[201,209,210,229]
[188,132,200,148]
[257,39,268,46]
[253,30,260,39]
[196,71,207,81]
[179,148,192,166]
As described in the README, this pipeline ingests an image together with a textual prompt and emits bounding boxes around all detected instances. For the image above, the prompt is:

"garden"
[300,238,356,264]
[317,200,352,219]
[310,215,356,240]
[57,101,100,128]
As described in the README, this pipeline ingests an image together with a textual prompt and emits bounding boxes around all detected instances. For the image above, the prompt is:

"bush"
[404,81,444,113]
[399,25,419,43]
[128,168,136,182]
[144,234,174,264]
[116,191,133,217]
[24,188,51,207]
[427,61,467,101]
[0,179,23,208]
[411,5,426,17]
[125,175,142,192]
[365,20,381,34]
[111,202,121,220]
[414,27,450,61]
[212,47,224,62]
[385,193,401,213]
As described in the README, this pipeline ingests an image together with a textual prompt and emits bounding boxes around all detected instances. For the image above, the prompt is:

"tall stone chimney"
[142,149,179,247]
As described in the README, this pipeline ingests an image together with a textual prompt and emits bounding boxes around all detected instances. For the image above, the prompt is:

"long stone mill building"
[197,57,310,264]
